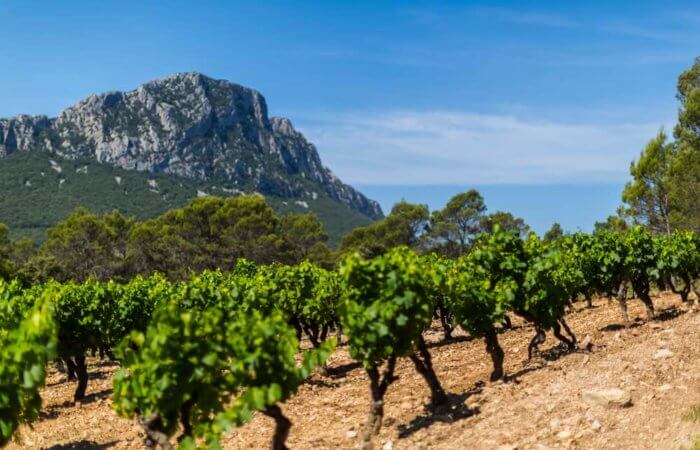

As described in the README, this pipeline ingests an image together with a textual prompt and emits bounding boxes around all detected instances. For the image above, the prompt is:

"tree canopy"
[622,58,700,233]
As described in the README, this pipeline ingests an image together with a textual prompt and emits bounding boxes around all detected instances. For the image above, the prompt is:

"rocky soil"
[7,292,700,449]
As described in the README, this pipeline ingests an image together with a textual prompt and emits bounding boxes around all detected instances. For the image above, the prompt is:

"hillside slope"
[0,151,373,244]
[7,293,699,449]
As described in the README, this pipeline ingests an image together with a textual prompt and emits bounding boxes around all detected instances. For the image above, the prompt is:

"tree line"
[0,195,334,283]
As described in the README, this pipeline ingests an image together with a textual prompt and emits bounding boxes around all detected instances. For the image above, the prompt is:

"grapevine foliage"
[0,295,56,447]
[339,247,434,368]
[113,279,334,449]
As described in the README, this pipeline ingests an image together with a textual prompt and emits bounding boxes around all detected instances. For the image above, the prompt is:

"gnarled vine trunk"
[409,335,449,407]
[73,355,89,402]
[484,327,504,381]
[362,355,397,449]
[263,404,292,450]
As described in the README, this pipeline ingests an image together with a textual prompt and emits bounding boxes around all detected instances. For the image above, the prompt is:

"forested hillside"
[0,151,372,244]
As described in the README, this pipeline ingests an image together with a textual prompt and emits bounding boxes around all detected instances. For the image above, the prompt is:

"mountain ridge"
[0,72,382,220]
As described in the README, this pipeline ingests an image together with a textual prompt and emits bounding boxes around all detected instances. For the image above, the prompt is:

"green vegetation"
[0,195,340,283]
[0,295,56,447]
[0,224,699,447]
[621,58,700,233]
[0,151,371,245]
[339,247,448,445]
[339,190,531,259]
[113,280,334,449]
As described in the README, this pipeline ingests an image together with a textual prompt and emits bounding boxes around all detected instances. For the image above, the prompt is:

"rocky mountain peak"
[0,73,383,219]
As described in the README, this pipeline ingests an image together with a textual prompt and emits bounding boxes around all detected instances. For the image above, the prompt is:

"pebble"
[653,349,674,359]
[382,440,394,450]
[556,430,572,440]
[346,430,357,439]
[582,388,632,408]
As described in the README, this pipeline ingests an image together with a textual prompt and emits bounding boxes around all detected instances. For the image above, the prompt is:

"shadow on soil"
[426,335,474,349]
[502,340,584,383]
[599,305,687,331]
[45,440,118,449]
[655,306,685,322]
[42,388,114,418]
[47,369,112,387]
[326,361,362,379]
[398,383,483,439]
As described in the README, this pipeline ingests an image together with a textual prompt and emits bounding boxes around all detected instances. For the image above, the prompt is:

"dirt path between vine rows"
[7,292,700,449]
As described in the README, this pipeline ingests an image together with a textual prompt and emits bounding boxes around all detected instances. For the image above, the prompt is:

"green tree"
[339,201,429,258]
[9,238,37,281]
[620,58,700,233]
[0,224,14,280]
[594,211,629,234]
[622,131,675,234]
[278,213,332,266]
[543,222,565,243]
[31,209,134,282]
[481,211,530,237]
[669,59,700,232]
[128,196,288,279]
[427,189,487,257]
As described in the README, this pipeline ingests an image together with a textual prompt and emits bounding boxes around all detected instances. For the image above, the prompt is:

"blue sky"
[0,1,696,233]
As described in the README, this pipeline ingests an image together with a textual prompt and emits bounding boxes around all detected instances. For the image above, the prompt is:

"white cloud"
[295,110,666,185]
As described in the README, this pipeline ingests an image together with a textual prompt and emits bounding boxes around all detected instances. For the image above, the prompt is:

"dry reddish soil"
[7,292,700,450]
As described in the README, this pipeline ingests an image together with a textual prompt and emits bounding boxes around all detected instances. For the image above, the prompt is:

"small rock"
[556,430,572,440]
[582,388,632,408]
[590,419,602,431]
[653,349,674,359]
[382,440,393,450]
[657,384,672,392]
[346,430,357,439]
[650,323,662,330]
[497,445,518,450]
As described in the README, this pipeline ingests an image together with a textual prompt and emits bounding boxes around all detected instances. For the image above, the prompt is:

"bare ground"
[7,292,700,450]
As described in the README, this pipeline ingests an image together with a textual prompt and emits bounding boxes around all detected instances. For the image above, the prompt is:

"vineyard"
[1,226,700,449]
